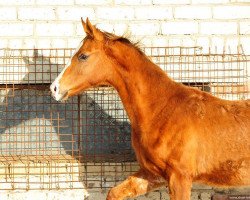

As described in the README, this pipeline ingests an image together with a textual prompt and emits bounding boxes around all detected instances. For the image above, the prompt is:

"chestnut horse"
[50,18,250,200]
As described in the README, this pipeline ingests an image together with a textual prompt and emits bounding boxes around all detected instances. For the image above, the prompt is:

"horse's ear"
[81,18,104,41]
[81,18,88,34]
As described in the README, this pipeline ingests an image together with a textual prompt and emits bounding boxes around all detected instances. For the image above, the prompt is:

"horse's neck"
[109,46,177,130]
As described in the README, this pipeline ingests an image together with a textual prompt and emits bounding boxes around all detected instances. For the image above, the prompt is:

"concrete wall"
[0,0,250,54]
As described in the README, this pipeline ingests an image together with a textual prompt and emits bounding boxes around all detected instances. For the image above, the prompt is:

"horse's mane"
[103,31,143,54]
[83,28,143,54]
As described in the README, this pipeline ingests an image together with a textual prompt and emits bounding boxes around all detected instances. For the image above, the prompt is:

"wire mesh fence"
[0,46,249,191]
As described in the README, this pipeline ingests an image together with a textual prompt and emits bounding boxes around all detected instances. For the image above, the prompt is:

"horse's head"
[50,18,118,101]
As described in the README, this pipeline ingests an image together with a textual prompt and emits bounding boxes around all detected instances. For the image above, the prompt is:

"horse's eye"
[78,54,88,61]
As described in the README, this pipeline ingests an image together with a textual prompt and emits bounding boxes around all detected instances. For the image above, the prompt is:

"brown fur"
[51,18,250,200]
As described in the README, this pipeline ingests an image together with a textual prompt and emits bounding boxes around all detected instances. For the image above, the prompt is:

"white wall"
[0,0,250,54]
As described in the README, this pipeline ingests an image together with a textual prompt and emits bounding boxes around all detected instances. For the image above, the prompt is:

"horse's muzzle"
[50,81,68,101]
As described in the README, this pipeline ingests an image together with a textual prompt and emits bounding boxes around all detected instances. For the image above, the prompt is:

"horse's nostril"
[54,86,57,92]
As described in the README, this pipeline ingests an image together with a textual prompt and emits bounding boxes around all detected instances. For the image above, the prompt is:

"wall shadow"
[0,49,134,162]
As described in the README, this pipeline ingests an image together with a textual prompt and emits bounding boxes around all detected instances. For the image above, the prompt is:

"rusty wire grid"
[0,46,249,191]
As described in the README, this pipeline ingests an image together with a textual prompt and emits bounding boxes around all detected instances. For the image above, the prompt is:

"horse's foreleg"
[106,169,165,200]
[168,172,192,200]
